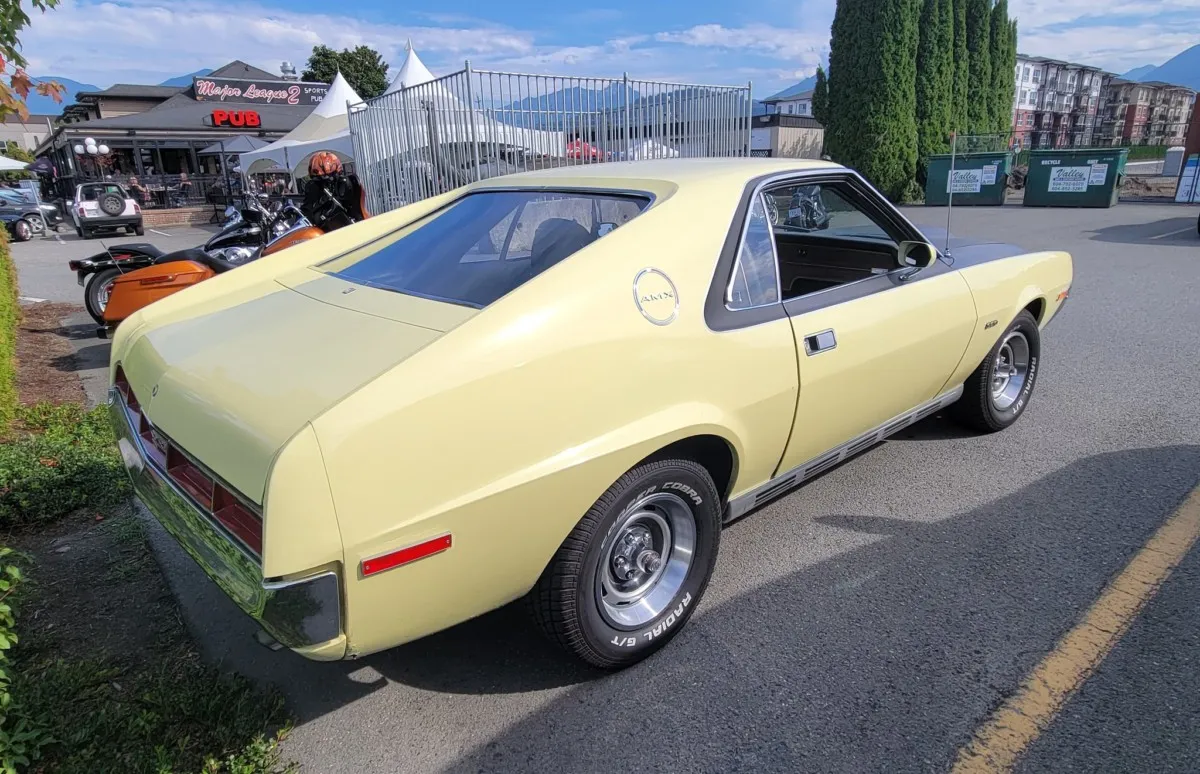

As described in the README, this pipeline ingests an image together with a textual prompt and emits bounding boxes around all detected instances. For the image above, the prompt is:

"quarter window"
[726,195,780,310]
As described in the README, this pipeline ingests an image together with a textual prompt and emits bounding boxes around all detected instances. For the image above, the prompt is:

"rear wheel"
[11,218,31,242]
[529,458,721,669]
[134,223,145,236]
[85,268,120,324]
[952,310,1041,432]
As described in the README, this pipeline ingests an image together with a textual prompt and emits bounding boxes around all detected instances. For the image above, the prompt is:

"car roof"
[470,157,845,191]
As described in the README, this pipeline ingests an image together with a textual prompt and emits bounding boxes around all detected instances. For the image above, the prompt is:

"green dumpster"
[925,151,1013,206]
[1022,148,1129,208]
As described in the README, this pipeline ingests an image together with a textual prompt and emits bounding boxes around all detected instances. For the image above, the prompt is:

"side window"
[760,182,904,301]
[726,195,781,310]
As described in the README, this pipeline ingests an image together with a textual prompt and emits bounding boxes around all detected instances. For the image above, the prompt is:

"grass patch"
[9,512,296,774]
[0,230,17,431]
[0,403,130,529]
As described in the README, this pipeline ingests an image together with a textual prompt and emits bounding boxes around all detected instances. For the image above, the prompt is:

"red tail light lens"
[114,365,263,557]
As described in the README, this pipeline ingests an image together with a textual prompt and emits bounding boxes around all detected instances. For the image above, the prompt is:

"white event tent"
[240,72,362,177]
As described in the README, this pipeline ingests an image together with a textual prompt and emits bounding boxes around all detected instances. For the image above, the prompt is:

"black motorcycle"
[71,195,303,324]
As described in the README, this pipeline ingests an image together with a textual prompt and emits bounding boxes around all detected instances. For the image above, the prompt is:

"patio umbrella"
[0,155,29,171]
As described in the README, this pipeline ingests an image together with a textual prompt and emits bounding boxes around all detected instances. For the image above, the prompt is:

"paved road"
[10,224,220,304]
[13,201,1200,772]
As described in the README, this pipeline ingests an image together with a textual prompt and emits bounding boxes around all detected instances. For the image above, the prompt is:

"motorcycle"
[71,194,303,325]
[96,205,323,338]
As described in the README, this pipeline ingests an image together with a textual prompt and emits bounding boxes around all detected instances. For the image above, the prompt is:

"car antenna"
[944,129,956,259]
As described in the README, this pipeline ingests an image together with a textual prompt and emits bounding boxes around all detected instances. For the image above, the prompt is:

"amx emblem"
[984,319,998,330]
[632,268,679,326]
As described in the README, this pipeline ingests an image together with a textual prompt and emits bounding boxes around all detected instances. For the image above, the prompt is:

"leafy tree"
[965,0,992,133]
[1,141,32,181]
[812,65,829,125]
[951,0,969,134]
[827,0,921,200]
[302,44,389,100]
[916,0,953,169]
[0,0,65,120]
[988,1,1018,133]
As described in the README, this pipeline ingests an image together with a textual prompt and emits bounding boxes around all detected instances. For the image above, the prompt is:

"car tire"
[84,268,121,324]
[11,219,31,242]
[529,458,721,669]
[134,223,145,236]
[25,215,44,236]
[952,309,1041,433]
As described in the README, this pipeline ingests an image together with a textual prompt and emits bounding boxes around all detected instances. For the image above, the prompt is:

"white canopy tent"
[240,72,362,177]
[383,40,435,94]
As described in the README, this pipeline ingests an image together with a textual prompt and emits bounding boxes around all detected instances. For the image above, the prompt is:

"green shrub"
[0,404,130,528]
[0,547,54,773]
[0,231,17,432]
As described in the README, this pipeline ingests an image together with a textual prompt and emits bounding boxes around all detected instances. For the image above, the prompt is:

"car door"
[767,175,977,475]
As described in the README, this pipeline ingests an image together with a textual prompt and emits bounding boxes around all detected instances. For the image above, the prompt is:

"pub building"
[34,60,330,208]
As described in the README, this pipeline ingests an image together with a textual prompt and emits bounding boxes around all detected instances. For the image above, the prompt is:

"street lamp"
[73,137,111,178]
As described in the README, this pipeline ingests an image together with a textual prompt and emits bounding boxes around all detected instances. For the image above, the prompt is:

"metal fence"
[349,64,753,214]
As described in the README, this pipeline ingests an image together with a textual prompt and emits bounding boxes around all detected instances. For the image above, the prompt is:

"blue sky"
[20,0,1200,97]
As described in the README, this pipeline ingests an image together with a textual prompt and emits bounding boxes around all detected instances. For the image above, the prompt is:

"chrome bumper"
[108,389,343,652]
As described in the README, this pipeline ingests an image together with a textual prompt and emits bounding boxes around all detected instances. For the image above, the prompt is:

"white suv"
[71,182,144,239]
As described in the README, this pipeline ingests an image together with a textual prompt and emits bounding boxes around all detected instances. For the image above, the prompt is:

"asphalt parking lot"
[10,200,1200,773]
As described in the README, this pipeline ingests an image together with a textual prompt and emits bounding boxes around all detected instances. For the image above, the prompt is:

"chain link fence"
[349,65,753,214]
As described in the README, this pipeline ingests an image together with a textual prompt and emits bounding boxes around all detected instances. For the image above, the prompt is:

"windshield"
[322,190,650,308]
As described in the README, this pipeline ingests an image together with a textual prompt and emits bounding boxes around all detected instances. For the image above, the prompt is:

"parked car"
[107,159,1073,670]
[69,182,143,238]
[0,188,59,240]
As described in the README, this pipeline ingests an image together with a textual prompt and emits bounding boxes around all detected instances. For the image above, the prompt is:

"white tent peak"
[384,42,435,95]
[312,71,362,118]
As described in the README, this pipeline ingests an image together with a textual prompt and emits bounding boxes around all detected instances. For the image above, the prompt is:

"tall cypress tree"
[916,0,953,168]
[966,0,992,133]
[812,66,829,126]
[951,0,969,134]
[988,0,1015,133]
[861,0,920,198]
[825,0,865,164]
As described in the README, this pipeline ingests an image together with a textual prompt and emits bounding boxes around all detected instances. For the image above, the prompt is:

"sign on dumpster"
[1048,166,1089,193]
[947,168,983,193]
[1088,164,1108,186]
[981,164,998,185]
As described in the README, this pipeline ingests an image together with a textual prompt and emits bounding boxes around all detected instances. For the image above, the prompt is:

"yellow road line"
[951,484,1200,774]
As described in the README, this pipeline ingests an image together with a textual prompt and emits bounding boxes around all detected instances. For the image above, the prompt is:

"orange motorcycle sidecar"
[102,260,215,328]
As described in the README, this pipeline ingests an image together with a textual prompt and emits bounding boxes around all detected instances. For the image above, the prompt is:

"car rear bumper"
[108,387,347,659]
[82,215,142,228]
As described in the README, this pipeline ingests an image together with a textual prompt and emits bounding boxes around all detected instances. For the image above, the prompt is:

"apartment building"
[1010,55,1108,149]
[1095,79,1195,146]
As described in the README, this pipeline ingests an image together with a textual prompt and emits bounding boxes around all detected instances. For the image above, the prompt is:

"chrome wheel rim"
[597,492,696,628]
[991,331,1030,411]
[96,277,114,312]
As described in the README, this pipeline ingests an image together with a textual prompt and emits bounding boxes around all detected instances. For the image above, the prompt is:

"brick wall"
[142,206,218,228]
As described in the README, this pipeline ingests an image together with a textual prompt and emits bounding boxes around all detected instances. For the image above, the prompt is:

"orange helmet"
[308,151,343,178]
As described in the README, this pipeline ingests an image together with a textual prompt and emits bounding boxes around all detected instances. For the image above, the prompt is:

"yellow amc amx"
[108,158,1072,669]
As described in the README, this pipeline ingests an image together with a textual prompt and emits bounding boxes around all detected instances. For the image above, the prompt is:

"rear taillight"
[114,365,263,556]
[133,203,141,214]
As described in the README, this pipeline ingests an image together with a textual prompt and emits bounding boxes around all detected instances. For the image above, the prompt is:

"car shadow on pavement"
[1084,215,1197,246]
[152,444,1200,771]
[425,445,1200,773]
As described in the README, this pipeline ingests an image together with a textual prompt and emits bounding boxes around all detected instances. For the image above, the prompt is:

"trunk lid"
[121,271,476,503]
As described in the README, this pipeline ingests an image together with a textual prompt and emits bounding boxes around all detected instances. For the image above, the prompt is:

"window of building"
[1032,70,1041,84]
[786,104,794,114]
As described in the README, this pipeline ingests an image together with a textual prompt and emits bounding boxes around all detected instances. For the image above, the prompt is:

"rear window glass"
[80,184,127,201]
[323,190,650,308]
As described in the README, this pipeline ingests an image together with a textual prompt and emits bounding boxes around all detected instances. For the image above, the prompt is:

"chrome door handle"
[803,328,837,356]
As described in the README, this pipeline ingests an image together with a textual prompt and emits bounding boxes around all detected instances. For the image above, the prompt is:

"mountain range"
[21,68,216,116]
[1118,44,1200,89]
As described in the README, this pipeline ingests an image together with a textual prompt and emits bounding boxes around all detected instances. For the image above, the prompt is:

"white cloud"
[21,0,532,85]
[654,23,826,66]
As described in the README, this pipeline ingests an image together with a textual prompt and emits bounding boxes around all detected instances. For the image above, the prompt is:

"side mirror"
[897,240,937,269]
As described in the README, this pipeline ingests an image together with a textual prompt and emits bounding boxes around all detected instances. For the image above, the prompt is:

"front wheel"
[12,218,31,242]
[951,310,1041,432]
[529,458,721,669]
[84,268,120,324]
